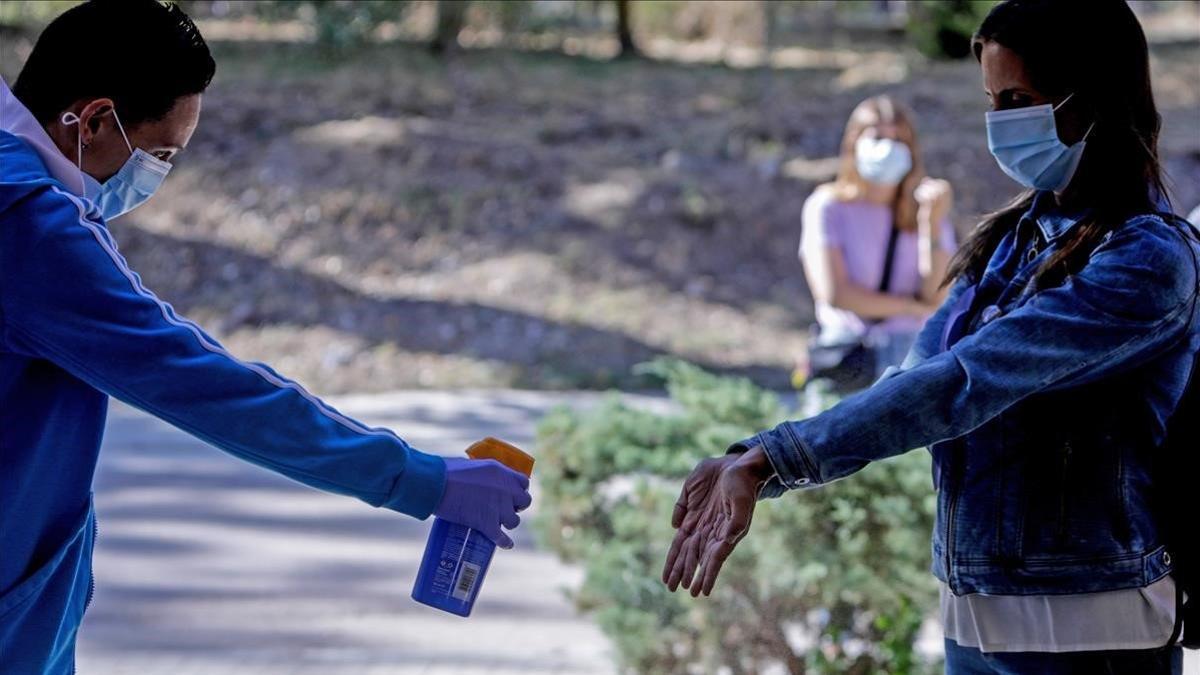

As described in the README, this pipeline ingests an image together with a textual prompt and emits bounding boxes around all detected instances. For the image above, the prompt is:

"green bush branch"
[535,358,939,674]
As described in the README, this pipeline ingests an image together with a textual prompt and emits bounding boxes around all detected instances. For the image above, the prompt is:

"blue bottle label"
[413,517,496,616]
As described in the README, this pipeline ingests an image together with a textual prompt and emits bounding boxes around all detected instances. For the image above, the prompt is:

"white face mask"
[60,107,172,221]
[854,135,913,185]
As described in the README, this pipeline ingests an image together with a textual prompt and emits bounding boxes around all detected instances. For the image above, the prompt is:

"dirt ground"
[3,24,1198,392]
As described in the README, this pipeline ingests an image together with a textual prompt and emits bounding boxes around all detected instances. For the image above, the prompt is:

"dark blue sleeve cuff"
[382,450,447,519]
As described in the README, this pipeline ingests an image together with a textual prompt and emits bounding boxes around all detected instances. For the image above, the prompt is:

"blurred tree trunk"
[431,0,467,56]
[758,0,784,163]
[615,0,637,58]
[761,0,778,68]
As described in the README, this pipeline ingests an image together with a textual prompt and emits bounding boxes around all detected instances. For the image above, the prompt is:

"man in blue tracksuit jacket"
[0,2,531,672]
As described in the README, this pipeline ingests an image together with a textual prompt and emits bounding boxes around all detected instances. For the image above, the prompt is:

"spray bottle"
[411,437,534,617]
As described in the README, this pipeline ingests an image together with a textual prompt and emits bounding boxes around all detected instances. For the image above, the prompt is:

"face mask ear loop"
[1052,93,1094,146]
[1052,92,1076,112]
[109,107,134,156]
[59,112,86,194]
[1081,121,1096,143]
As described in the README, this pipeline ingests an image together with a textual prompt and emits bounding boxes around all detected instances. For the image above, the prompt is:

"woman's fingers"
[696,534,738,597]
[673,462,711,528]
[664,455,740,593]
[666,535,692,590]
[672,493,689,529]
[666,505,716,591]
[680,504,723,590]
[915,177,951,208]
[679,528,705,590]
[688,477,759,596]
[666,478,703,585]
[701,491,758,596]
[722,492,754,543]
[663,527,688,586]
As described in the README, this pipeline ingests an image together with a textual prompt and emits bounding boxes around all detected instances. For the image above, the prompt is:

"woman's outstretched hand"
[662,446,774,597]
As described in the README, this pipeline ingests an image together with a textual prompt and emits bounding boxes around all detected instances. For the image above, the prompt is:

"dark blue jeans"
[944,638,1182,675]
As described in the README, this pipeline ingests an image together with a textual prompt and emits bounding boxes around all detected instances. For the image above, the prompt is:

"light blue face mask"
[985,93,1094,193]
[855,135,913,185]
[61,108,172,221]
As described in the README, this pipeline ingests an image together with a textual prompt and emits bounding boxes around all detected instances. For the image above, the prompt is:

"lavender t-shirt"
[800,187,956,343]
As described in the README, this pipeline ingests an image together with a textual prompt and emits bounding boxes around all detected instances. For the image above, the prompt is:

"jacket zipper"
[69,504,100,672]
[944,443,961,591]
[72,509,98,675]
[85,513,98,612]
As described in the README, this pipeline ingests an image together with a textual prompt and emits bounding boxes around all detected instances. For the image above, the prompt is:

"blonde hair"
[829,95,925,232]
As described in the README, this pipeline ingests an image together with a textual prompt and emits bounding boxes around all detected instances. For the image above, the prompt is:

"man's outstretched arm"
[1,184,496,522]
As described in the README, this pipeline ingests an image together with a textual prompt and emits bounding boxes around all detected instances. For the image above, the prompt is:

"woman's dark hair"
[13,0,215,127]
[944,0,1168,288]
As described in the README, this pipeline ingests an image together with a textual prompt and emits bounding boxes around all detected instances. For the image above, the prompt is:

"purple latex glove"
[434,457,533,549]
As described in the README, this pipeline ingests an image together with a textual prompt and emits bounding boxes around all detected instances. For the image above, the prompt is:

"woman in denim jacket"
[664,1,1199,673]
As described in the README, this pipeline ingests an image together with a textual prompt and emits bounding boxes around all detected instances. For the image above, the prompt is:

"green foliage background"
[907,0,998,59]
[535,360,940,674]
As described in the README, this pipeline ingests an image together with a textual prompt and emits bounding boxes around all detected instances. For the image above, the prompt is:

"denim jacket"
[739,192,1200,596]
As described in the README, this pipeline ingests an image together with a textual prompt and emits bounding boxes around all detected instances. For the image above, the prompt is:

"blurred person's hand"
[435,457,532,549]
[662,447,773,596]
[915,177,953,237]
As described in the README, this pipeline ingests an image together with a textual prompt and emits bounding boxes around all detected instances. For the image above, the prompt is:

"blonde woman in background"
[798,95,957,389]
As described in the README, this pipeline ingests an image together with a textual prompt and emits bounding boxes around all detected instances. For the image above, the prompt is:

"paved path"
[80,391,626,675]
[79,390,1198,674]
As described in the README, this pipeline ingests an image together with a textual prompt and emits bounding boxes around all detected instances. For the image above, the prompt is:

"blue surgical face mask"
[855,135,912,185]
[61,108,172,220]
[985,93,1094,193]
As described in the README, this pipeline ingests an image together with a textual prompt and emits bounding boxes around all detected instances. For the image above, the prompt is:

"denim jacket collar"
[1029,185,1177,243]
[1028,190,1092,243]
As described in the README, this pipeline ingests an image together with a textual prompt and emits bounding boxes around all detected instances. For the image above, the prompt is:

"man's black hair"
[13,0,215,127]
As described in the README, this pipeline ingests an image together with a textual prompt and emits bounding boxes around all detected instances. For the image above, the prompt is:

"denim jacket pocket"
[1020,427,1126,561]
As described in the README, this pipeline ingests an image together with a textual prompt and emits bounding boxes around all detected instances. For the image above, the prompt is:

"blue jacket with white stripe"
[0,127,447,673]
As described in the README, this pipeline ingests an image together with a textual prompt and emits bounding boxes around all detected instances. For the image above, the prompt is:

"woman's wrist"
[731,445,776,485]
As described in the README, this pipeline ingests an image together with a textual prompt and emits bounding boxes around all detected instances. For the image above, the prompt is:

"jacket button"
[980,305,1002,324]
[1164,551,1172,566]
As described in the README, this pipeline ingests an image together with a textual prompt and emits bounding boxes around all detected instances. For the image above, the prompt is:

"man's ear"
[75,98,116,147]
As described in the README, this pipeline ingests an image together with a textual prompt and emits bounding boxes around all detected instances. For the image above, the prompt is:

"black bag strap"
[877,223,902,294]
[815,222,902,334]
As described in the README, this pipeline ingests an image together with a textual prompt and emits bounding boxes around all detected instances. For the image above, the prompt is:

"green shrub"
[906,0,997,60]
[535,360,939,674]
[249,0,408,54]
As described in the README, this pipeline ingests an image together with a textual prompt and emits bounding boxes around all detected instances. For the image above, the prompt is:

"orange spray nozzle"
[465,437,535,477]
